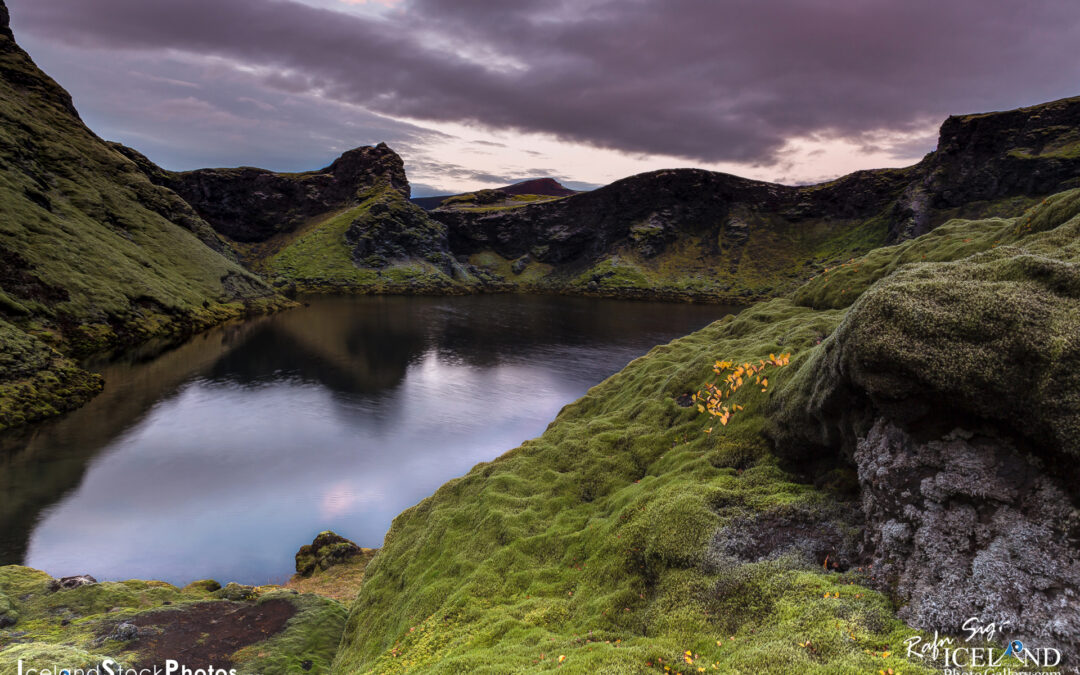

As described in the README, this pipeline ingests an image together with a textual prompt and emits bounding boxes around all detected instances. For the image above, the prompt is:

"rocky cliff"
[0,0,282,431]
[117,142,411,243]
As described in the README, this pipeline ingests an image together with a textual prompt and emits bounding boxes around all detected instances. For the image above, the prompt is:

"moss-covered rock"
[763,189,1080,665]
[772,188,1080,463]
[295,531,371,578]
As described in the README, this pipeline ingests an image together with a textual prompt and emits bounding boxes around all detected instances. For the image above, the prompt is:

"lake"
[0,295,735,586]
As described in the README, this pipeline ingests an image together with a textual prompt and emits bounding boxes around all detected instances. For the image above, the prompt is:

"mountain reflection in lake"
[0,295,736,585]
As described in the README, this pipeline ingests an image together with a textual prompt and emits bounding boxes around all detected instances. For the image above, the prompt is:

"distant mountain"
[411,177,580,210]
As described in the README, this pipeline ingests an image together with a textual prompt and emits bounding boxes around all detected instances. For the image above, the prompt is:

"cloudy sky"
[8,0,1079,196]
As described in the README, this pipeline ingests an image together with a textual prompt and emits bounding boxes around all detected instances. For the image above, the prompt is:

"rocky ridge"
[119,95,1080,304]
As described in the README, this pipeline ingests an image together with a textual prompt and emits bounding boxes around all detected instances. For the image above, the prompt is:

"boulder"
[214,582,256,602]
[48,575,97,592]
[295,531,363,578]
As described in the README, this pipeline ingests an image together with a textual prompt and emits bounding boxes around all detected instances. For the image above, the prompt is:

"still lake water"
[0,295,734,586]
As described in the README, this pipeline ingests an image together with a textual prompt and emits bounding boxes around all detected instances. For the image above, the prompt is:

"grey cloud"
[12,33,446,172]
[7,0,1080,167]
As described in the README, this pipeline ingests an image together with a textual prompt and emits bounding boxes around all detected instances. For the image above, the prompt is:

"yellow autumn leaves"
[692,353,791,429]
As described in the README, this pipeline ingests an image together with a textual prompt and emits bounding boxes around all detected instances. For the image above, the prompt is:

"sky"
[7,0,1080,196]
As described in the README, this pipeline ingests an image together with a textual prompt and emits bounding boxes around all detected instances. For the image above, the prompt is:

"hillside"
[4,186,1077,673]
[0,2,281,431]
[0,2,1077,669]
[411,177,579,211]
[330,187,1080,674]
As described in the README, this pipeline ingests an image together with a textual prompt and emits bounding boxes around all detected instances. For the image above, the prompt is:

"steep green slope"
[0,4,280,430]
[334,190,1080,673]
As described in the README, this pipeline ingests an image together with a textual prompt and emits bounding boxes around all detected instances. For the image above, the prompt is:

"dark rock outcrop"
[345,191,456,275]
[928,97,1080,208]
[122,143,410,242]
[48,575,97,591]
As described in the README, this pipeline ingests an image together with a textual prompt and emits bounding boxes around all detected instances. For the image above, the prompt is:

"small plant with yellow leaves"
[693,353,791,428]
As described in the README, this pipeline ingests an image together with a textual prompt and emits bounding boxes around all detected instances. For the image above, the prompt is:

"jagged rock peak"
[325,142,410,199]
[121,141,413,243]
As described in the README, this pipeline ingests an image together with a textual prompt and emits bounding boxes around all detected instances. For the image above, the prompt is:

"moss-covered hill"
[0,2,283,431]
[332,189,1080,673]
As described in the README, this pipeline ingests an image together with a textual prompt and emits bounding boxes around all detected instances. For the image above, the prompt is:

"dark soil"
[121,599,297,670]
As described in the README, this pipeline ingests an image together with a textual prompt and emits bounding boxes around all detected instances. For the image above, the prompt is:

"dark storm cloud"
[8,0,1080,165]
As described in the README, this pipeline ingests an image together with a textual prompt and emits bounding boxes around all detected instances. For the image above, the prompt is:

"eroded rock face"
[927,97,1080,209]
[122,143,410,243]
[856,420,1080,661]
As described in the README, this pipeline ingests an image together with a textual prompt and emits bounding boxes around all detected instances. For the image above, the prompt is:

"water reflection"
[0,295,735,585]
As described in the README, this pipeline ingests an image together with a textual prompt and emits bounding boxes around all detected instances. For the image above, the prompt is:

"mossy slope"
[0,6,282,430]
[334,190,1080,673]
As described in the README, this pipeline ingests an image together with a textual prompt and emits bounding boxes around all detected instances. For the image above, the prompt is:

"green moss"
[231,592,349,675]
[267,201,381,286]
[328,296,927,673]
[0,566,347,675]
[792,187,1080,311]
[574,256,653,290]
[0,643,117,675]
[330,188,1080,672]
[774,189,1080,462]
[0,30,284,428]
